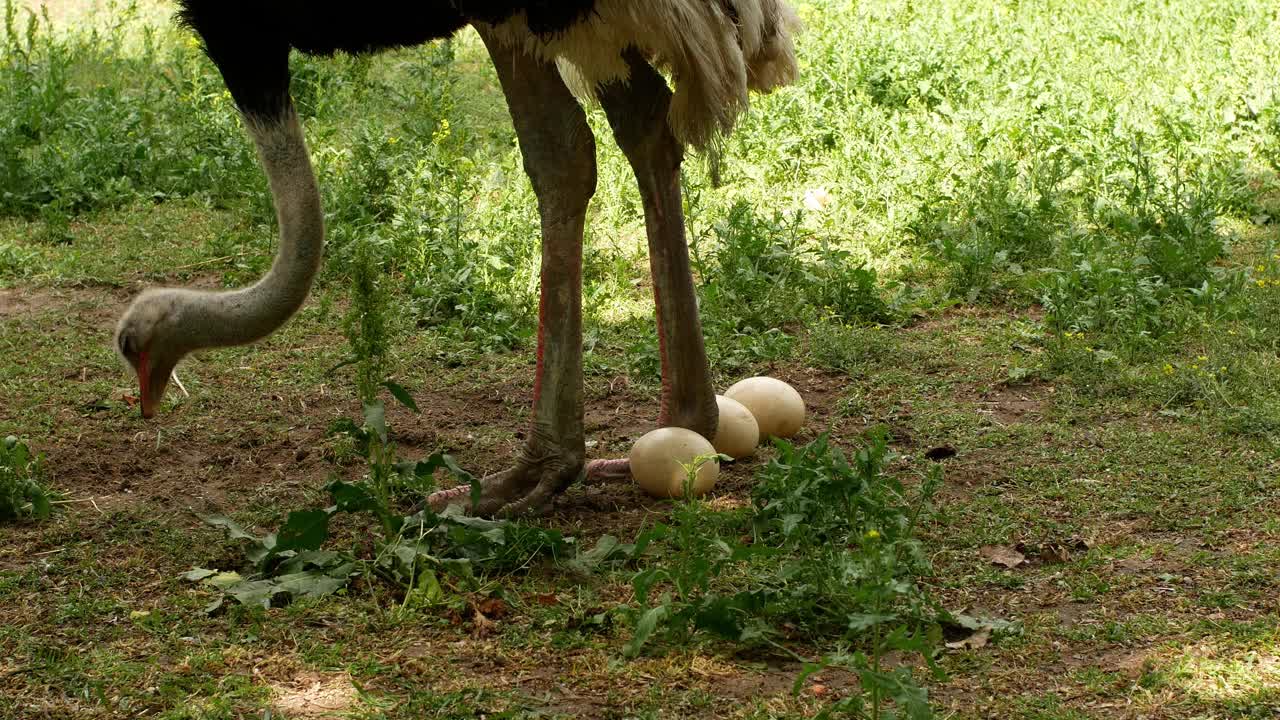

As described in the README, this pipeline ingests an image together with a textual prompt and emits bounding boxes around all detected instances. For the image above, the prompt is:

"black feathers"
[453,0,596,36]
[176,0,598,119]
[177,1,292,119]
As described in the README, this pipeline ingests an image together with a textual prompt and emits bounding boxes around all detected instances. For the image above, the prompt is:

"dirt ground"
[7,275,1276,718]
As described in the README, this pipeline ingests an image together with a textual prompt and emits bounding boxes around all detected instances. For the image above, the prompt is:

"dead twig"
[170,253,246,271]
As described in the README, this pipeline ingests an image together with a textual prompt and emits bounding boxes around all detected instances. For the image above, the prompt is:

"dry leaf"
[980,544,1026,569]
[1022,536,1089,564]
[471,609,495,638]
[1038,543,1072,564]
[945,627,992,651]
[475,597,508,619]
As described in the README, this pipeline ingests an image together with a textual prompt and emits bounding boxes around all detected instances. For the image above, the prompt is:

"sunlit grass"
[1158,643,1280,706]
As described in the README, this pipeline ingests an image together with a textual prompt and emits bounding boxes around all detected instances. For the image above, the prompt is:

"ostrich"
[114,0,800,516]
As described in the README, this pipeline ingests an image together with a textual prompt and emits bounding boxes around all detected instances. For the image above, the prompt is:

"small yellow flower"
[1197,355,1208,362]
[1162,363,1174,375]
[865,529,881,540]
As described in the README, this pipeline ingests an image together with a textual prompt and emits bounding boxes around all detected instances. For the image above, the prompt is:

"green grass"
[2,0,1280,717]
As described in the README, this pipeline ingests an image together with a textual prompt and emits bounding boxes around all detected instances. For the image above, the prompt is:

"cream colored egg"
[629,427,720,498]
[712,395,760,460]
[724,376,805,440]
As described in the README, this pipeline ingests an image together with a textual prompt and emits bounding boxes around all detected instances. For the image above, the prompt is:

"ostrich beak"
[136,352,175,419]
[136,351,156,419]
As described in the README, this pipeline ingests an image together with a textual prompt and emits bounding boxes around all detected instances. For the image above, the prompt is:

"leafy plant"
[683,200,900,375]
[0,435,55,522]
[189,468,571,612]
[622,433,944,717]
[188,244,569,610]
[910,129,1076,301]
[625,455,769,657]
[0,0,261,217]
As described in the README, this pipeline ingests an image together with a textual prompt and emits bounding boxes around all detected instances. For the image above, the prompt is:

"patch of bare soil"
[978,383,1052,426]
[14,330,914,563]
[271,672,356,719]
[9,281,918,554]
[0,286,126,320]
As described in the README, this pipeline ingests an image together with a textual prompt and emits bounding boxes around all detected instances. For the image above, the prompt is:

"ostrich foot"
[426,451,583,518]
[585,457,631,481]
[423,456,638,517]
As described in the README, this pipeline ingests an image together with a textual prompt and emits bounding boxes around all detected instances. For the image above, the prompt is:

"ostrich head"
[115,289,193,419]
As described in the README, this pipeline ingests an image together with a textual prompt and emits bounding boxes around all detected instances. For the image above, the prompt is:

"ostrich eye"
[119,333,138,357]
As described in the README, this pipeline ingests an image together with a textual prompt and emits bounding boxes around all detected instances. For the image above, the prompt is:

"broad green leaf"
[274,569,352,599]
[692,595,746,639]
[200,514,264,546]
[363,400,387,443]
[847,612,897,631]
[631,524,670,557]
[632,566,665,604]
[390,541,420,571]
[439,506,502,531]
[412,568,443,604]
[226,578,279,608]
[440,454,475,484]
[275,509,332,553]
[28,490,51,520]
[327,480,385,515]
[278,550,345,574]
[246,540,274,566]
[327,417,363,438]
[382,381,419,412]
[624,604,669,658]
[181,567,217,581]
[207,571,245,590]
[781,513,805,537]
[570,534,629,572]
[440,558,476,586]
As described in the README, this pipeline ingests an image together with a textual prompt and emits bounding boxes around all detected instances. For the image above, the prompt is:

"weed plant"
[0,434,54,522]
[188,245,566,610]
[622,432,943,718]
[0,1,259,217]
[685,199,901,375]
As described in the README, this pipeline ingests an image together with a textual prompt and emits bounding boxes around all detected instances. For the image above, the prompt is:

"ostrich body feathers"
[176,0,798,148]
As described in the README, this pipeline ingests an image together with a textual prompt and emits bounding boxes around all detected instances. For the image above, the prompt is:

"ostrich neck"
[182,112,324,350]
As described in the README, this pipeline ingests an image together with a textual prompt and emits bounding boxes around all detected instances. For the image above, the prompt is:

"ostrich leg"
[598,51,719,441]
[429,30,595,517]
